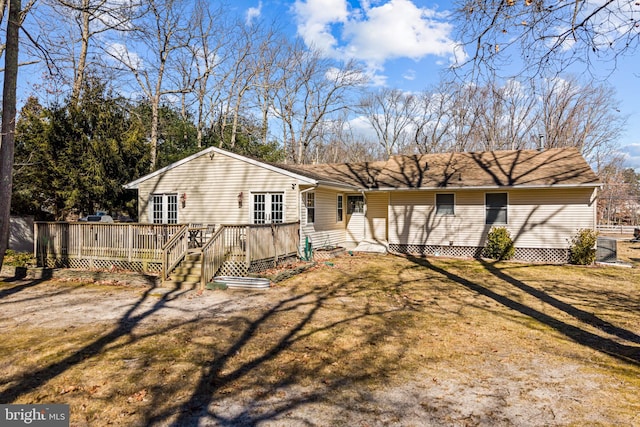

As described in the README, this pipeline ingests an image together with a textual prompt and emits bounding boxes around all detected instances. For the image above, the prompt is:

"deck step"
[161,280,200,290]
[164,252,203,289]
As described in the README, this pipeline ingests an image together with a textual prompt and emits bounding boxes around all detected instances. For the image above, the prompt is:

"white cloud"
[292,0,461,73]
[293,0,349,51]
[246,1,262,25]
[620,143,640,171]
[105,42,143,70]
[403,69,416,81]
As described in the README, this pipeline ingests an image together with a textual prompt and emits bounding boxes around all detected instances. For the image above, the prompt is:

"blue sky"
[238,0,640,168]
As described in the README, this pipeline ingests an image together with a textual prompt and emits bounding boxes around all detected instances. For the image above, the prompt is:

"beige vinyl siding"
[389,187,597,249]
[300,188,346,249]
[364,192,388,242]
[137,151,300,224]
[388,191,473,246]
[508,187,597,248]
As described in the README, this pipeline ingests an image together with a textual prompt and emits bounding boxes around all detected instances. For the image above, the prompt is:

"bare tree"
[182,0,229,148]
[36,0,139,104]
[0,0,21,269]
[412,86,455,154]
[446,83,484,152]
[314,110,384,163]
[249,29,287,147]
[536,75,625,165]
[453,0,639,80]
[103,0,191,168]
[357,88,418,158]
[273,43,367,164]
[598,157,640,224]
[409,76,624,160]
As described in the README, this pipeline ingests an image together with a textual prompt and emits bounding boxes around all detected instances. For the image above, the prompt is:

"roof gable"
[124,146,317,189]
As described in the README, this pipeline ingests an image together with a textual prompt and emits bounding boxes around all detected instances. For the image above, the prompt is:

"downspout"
[360,189,367,242]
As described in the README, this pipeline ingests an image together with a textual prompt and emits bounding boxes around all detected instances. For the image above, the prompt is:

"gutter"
[371,183,602,192]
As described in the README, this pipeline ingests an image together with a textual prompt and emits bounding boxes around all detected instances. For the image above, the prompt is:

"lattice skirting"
[218,255,299,277]
[388,244,569,264]
[42,257,162,272]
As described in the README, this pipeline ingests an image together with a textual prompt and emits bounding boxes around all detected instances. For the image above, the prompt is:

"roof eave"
[316,180,361,191]
[372,182,601,191]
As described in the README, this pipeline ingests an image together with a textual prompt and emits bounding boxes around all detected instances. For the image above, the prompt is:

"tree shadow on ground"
[0,269,413,426]
[0,270,54,300]
[407,256,640,366]
[147,276,411,426]
[478,259,640,345]
[0,284,194,404]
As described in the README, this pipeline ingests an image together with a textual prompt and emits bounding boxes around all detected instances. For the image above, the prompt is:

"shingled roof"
[284,147,600,190]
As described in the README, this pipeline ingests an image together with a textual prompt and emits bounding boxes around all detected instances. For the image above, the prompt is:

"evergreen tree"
[12,80,149,219]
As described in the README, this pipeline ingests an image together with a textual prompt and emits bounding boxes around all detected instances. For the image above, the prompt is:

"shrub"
[569,228,598,265]
[483,226,515,260]
[3,250,36,267]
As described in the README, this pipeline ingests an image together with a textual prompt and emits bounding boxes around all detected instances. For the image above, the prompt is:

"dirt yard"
[1,253,639,426]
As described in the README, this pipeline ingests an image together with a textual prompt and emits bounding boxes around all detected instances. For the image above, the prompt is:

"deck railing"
[34,221,301,280]
[199,222,300,288]
[161,225,189,281]
[35,222,185,271]
[200,228,226,290]
[246,222,300,264]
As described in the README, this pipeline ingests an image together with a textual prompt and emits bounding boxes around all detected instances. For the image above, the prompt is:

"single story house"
[124,146,600,263]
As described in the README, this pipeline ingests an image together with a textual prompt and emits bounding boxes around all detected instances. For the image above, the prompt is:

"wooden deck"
[34,222,300,280]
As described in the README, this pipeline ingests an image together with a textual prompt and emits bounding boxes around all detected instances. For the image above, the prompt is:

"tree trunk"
[71,0,89,105]
[0,0,21,269]
[150,98,159,168]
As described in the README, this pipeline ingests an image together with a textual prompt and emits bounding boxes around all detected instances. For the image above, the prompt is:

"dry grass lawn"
[0,253,639,426]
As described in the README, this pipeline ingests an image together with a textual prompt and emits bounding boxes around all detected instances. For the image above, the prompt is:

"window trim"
[149,193,178,224]
[305,192,315,224]
[251,192,285,224]
[336,194,344,223]
[485,192,508,225]
[435,193,455,216]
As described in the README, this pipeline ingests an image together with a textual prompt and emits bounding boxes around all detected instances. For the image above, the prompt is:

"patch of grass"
[0,254,639,425]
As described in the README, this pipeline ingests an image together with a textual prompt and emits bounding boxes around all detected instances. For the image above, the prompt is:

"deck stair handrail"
[161,224,189,282]
[200,226,227,290]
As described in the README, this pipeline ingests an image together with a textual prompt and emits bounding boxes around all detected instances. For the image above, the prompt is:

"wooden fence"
[597,224,639,235]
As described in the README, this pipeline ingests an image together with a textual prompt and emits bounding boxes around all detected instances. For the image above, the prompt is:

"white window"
[252,192,284,224]
[305,192,315,224]
[436,193,455,216]
[337,194,344,222]
[150,193,178,224]
[486,193,508,225]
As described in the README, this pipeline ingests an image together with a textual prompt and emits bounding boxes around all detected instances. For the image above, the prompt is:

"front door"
[252,193,284,224]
